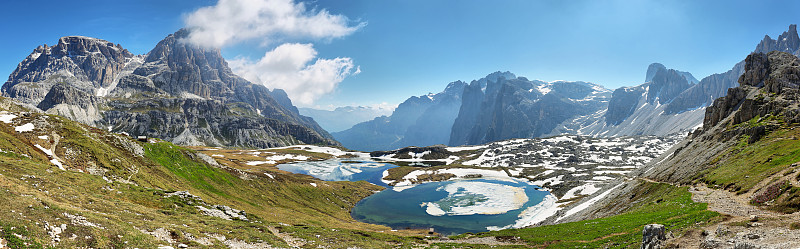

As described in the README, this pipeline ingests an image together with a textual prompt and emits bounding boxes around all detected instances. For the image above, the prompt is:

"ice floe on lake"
[421,181,528,216]
[487,194,561,230]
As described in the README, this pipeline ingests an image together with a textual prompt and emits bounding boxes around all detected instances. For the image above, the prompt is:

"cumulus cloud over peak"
[229,43,359,106]
[184,0,365,48]
[184,0,364,106]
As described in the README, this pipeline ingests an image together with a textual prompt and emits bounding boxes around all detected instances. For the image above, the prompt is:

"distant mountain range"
[333,24,800,151]
[1,29,337,148]
[332,81,467,151]
[298,106,394,133]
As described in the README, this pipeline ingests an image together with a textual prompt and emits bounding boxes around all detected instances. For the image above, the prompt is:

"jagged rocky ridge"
[333,71,615,151]
[1,29,337,148]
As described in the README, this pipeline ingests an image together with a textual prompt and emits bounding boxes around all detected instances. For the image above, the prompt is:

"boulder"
[641,224,666,249]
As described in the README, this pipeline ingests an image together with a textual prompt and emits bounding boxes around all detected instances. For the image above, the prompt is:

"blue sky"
[1,0,798,109]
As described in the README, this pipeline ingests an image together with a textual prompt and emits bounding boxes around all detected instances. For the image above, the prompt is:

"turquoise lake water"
[352,179,548,235]
[277,159,549,235]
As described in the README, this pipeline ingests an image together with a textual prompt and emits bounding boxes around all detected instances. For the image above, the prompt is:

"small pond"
[277,159,549,235]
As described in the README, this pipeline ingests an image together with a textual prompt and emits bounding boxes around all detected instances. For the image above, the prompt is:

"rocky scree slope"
[1,29,337,148]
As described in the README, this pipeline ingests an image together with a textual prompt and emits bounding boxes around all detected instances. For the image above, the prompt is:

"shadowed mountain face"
[450,76,611,146]
[332,80,467,151]
[1,29,337,148]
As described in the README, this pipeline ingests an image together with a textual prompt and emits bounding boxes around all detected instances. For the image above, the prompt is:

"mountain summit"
[1,29,337,148]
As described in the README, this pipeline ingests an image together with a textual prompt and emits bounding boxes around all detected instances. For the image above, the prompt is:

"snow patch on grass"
[50,159,65,170]
[246,161,275,166]
[0,114,17,123]
[445,145,488,152]
[34,144,54,156]
[15,123,34,132]
[558,182,625,222]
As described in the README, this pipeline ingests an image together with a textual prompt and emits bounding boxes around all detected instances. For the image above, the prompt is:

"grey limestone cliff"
[1,29,337,148]
[450,73,611,146]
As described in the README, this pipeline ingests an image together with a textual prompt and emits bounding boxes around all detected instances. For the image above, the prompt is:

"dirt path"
[666,183,800,249]
[426,236,528,247]
[267,226,306,248]
[689,185,776,218]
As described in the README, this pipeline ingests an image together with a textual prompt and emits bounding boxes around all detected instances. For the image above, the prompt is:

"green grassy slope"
[0,99,418,248]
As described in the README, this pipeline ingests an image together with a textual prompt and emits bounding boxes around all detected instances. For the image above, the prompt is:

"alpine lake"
[277,158,548,235]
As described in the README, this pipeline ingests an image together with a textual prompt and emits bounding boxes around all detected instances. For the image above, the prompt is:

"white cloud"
[183,0,365,48]
[367,102,397,113]
[229,43,359,106]
[313,102,397,113]
[184,0,364,106]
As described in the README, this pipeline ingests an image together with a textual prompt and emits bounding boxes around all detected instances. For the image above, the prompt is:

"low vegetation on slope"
[0,98,426,248]
[699,124,800,213]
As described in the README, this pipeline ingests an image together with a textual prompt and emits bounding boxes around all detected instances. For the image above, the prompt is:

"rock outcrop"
[2,36,135,105]
[646,63,698,84]
[603,64,695,127]
[1,30,337,148]
[754,24,800,56]
[704,51,800,130]
[641,224,667,249]
[662,62,745,115]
